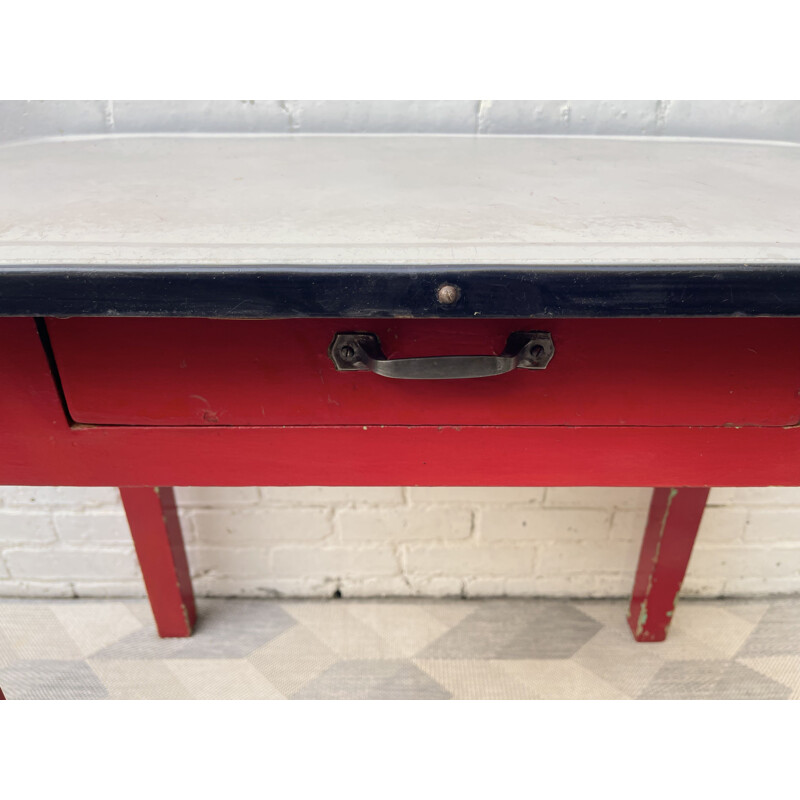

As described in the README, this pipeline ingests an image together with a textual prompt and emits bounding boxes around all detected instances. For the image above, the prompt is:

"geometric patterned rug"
[1,597,798,699]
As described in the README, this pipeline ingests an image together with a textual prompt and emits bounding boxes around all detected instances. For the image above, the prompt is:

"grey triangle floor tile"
[736,599,800,658]
[92,599,296,660]
[417,600,602,660]
[639,659,791,700]
[0,660,108,700]
[173,599,296,658]
[91,626,194,660]
[716,662,792,699]
[572,627,665,697]
[291,659,452,700]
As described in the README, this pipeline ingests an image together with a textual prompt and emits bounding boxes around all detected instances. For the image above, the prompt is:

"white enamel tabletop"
[1,133,799,266]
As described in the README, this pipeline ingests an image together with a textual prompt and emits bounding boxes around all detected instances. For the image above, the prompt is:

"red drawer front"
[46,317,800,428]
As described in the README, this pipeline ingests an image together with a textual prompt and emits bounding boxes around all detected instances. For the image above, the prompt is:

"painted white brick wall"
[1,486,799,599]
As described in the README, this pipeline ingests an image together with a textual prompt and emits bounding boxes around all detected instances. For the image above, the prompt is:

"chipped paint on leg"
[628,487,709,643]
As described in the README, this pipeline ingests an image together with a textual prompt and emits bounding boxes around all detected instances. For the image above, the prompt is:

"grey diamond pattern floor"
[1,597,798,699]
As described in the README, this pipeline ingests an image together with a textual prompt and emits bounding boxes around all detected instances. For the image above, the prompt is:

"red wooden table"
[2,133,800,658]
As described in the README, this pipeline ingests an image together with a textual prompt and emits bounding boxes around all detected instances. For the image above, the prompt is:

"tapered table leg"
[628,487,710,642]
[120,487,196,637]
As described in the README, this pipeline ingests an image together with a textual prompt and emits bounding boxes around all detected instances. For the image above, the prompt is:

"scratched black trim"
[33,317,74,424]
[2,264,800,317]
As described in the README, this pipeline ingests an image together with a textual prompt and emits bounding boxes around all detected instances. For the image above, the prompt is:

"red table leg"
[628,487,710,642]
[0,686,5,700]
[120,487,196,637]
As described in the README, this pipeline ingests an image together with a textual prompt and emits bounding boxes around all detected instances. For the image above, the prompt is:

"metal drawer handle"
[329,331,554,380]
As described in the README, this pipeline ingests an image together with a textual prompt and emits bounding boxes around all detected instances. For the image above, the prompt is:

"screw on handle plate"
[329,331,554,380]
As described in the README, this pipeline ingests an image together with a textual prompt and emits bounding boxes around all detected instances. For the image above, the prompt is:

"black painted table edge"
[3,263,800,318]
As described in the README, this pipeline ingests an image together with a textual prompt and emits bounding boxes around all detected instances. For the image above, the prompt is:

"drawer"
[45,317,800,428]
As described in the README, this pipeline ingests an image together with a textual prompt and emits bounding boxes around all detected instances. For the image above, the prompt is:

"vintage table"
[1,133,800,655]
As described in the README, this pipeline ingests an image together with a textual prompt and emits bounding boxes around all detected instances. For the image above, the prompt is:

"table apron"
[2,423,798,487]
[2,317,798,487]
